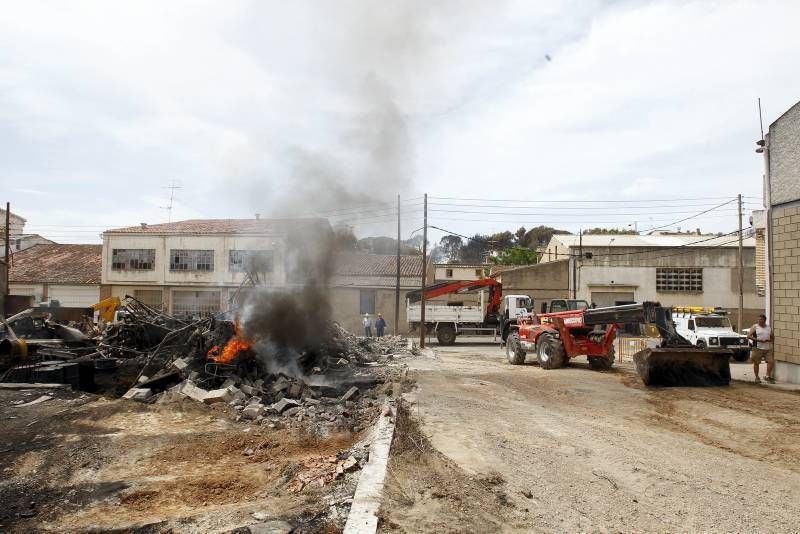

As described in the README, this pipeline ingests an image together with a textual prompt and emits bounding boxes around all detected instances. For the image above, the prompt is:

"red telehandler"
[505,301,731,387]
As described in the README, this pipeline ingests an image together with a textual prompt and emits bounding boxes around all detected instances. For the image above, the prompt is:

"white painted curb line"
[343,402,397,534]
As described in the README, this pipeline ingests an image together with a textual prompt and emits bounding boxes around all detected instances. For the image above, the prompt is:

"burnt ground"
[0,383,389,533]
[379,343,800,533]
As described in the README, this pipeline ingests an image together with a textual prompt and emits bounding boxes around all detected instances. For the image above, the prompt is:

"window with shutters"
[170,249,214,271]
[111,249,155,270]
[229,250,274,273]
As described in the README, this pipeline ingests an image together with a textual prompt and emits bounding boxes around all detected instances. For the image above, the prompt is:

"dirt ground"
[0,388,374,533]
[380,342,800,533]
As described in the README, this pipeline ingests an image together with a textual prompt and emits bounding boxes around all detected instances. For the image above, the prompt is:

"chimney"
[255,213,261,220]
[140,222,147,229]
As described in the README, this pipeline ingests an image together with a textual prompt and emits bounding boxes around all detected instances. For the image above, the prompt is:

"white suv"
[673,309,750,361]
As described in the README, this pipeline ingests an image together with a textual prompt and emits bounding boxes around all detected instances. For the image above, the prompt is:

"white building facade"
[540,234,763,326]
[101,219,322,317]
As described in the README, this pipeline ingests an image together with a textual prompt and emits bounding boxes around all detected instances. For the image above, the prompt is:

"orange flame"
[207,317,253,364]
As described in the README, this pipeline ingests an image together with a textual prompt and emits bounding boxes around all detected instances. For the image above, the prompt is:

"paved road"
[403,343,800,532]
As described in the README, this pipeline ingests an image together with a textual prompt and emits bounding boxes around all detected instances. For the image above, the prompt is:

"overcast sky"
[2,0,799,244]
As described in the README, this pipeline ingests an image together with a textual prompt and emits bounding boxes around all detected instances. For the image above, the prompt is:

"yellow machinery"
[90,297,121,323]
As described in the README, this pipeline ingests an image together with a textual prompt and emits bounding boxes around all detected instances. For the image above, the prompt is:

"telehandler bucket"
[633,347,732,387]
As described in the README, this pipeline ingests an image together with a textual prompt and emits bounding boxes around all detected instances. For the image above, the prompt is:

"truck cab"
[672,307,750,361]
[543,299,590,313]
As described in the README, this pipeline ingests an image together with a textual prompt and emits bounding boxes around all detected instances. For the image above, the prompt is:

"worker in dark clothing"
[375,313,386,337]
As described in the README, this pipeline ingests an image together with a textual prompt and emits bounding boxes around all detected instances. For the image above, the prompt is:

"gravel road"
[394,342,800,532]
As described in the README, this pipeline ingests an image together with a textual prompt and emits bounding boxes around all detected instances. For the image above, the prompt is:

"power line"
[428,195,751,203]
[646,198,736,233]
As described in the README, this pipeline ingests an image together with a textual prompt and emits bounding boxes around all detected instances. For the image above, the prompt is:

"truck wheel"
[696,340,706,349]
[536,334,565,369]
[506,333,526,365]
[588,346,615,370]
[436,325,456,346]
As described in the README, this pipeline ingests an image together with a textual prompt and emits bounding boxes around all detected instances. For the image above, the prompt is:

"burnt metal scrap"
[0,295,411,400]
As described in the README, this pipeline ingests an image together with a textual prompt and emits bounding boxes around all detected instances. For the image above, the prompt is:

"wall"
[769,101,800,205]
[0,211,25,236]
[770,201,800,373]
[576,246,763,327]
[495,260,571,307]
[329,286,411,336]
[9,283,100,307]
[433,265,485,281]
[102,233,287,288]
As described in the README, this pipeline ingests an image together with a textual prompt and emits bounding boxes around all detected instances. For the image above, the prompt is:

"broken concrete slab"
[122,388,153,401]
[0,383,69,390]
[283,406,301,418]
[341,386,360,402]
[240,384,256,396]
[271,377,290,393]
[13,395,53,407]
[203,386,236,405]
[242,404,265,419]
[286,382,303,399]
[221,378,237,389]
[177,380,209,402]
[171,358,189,372]
[271,398,300,413]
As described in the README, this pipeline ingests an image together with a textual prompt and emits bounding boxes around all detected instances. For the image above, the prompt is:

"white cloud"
[0,0,796,243]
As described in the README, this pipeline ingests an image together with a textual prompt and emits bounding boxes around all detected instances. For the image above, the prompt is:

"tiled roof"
[330,275,421,289]
[104,218,328,235]
[335,253,424,277]
[433,263,490,269]
[9,244,102,284]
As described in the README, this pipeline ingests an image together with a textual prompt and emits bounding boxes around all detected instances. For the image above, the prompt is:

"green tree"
[583,227,638,235]
[489,247,538,265]
[522,225,572,247]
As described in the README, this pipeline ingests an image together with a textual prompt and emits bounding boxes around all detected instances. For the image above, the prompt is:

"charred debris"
[0,295,412,428]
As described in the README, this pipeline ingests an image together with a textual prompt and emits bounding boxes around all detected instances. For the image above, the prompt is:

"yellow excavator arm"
[90,297,121,323]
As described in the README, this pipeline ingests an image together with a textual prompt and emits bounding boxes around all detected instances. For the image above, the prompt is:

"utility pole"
[395,194,401,335]
[420,194,428,349]
[737,193,744,332]
[4,202,10,312]
[576,230,582,300]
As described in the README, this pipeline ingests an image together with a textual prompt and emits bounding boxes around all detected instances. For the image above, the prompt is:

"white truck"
[405,279,532,345]
[672,307,750,361]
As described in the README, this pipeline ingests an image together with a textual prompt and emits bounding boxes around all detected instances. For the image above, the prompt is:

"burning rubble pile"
[1,295,411,433]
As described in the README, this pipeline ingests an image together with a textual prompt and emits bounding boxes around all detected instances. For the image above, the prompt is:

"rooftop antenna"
[757,97,765,141]
[161,180,183,222]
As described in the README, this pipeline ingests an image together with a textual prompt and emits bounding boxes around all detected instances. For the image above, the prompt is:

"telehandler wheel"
[588,346,616,370]
[436,325,456,346]
[536,334,565,369]
[732,349,750,362]
[505,333,526,365]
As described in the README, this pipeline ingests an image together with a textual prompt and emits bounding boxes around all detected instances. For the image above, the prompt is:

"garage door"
[590,291,635,308]
[49,285,101,307]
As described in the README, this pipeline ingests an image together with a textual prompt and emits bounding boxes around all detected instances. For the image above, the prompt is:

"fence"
[615,336,656,362]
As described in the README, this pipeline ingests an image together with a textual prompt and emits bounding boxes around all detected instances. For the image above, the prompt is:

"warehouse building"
[759,99,800,384]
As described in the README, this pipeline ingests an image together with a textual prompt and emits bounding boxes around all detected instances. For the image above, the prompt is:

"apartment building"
[101,218,328,318]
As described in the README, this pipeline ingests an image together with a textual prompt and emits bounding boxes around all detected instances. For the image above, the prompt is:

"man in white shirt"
[748,314,774,383]
[362,314,373,337]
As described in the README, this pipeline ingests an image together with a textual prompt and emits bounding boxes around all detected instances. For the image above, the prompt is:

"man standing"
[748,314,775,383]
[375,313,386,338]
[362,314,372,337]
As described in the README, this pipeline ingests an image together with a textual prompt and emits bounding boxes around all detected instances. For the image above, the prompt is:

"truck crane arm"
[405,278,502,314]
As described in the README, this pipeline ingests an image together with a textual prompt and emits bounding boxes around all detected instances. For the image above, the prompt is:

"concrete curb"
[343,401,397,534]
